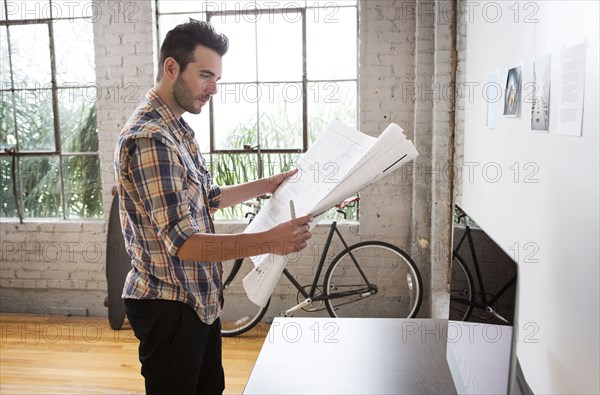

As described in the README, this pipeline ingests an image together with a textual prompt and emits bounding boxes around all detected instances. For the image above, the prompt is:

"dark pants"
[124,299,225,395]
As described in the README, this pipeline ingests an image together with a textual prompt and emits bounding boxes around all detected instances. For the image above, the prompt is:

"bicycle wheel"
[449,255,474,321]
[323,241,422,318]
[220,257,270,337]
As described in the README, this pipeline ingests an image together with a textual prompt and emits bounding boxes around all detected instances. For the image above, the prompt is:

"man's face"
[172,45,222,115]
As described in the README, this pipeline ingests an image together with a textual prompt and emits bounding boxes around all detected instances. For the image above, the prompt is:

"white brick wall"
[1,0,458,319]
[94,0,155,219]
[429,0,456,317]
[359,0,416,248]
[407,0,456,317]
[0,221,108,315]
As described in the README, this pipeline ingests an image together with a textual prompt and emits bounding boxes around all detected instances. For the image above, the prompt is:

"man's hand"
[263,214,313,255]
[264,168,299,195]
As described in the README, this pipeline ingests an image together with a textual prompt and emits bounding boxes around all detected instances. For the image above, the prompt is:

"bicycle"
[220,197,423,337]
[449,207,517,324]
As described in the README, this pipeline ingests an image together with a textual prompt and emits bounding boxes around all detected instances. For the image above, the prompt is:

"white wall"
[458,1,599,393]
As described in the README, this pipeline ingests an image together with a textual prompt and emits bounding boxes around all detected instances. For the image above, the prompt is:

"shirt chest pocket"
[183,160,210,217]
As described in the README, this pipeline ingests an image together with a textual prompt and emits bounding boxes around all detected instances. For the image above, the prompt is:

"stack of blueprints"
[242,120,419,307]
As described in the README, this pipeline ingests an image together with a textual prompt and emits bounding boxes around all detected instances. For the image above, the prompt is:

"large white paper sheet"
[242,120,418,307]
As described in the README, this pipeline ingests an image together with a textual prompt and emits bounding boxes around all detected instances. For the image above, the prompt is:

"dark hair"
[156,19,228,82]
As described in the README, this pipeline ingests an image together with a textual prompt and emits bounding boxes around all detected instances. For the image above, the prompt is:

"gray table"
[243,317,457,395]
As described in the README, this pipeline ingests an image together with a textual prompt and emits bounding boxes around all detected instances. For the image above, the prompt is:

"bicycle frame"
[220,197,424,337]
[453,224,517,324]
[279,217,374,317]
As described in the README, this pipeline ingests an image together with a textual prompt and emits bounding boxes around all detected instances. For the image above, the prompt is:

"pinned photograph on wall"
[531,54,551,132]
[486,72,499,129]
[503,66,522,117]
[557,42,587,137]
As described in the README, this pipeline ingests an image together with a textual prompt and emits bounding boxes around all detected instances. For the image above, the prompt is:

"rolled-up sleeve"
[207,185,222,213]
[128,137,198,256]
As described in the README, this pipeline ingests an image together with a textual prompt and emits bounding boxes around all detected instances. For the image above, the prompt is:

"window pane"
[0,90,16,150]
[63,155,102,218]
[262,152,300,178]
[213,83,258,150]
[20,156,62,218]
[205,1,256,13]
[58,87,97,153]
[211,151,301,221]
[54,19,95,85]
[158,0,205,14]
[307,80,357,143]
[9,24,51,88]
[52,0,95,18]
[257,10,302,82]
[211,152,259,186]
[307,6,356,80]
[211,152,259,220]
[259,82,302,149]
[15,89,55,151]
[1,26,10,88]
[5,0,50,20]
[210,14,256,83]
[0,156,17,217]
[255,1,307,8]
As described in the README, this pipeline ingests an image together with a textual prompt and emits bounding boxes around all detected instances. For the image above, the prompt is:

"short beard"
[173,74,205,115]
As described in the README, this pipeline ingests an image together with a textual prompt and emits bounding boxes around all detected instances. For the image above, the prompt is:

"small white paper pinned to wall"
[557,42,587,137]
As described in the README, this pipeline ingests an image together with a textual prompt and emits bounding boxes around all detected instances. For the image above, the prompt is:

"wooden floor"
[0,314,269,394]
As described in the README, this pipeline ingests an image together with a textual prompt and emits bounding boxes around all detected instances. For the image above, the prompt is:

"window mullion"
[206,14,216,158]
[47,20,67,219]
[13,155,23,222]
[253,17,261,178]
[301,8,307,153]
[5,24,25,221]
[5,26,19,153]
[355,3,359,128]
[48,22,60,153]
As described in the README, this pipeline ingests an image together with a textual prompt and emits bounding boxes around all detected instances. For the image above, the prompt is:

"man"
[114,19,312,394]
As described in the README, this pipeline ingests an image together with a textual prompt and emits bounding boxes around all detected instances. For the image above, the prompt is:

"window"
[0,0,102,220]
[157,0,358,219]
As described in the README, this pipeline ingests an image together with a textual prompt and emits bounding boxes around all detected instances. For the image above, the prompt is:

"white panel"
[460,1,599,393]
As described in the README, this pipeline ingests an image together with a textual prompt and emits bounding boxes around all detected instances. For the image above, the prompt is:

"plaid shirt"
[114,89,223,324]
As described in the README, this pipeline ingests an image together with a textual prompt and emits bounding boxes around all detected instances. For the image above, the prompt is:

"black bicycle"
[220,197,423,337]
[449,209,517,324]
